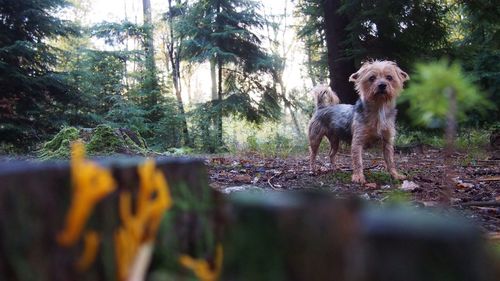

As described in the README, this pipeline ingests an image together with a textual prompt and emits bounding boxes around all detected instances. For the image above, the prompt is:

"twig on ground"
[456,201,500,207]
[268,174,279,190]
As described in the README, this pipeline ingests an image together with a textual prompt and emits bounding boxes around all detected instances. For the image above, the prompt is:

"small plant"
[401,59,491,128]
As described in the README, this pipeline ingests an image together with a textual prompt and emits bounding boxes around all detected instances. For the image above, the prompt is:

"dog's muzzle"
[376,83,387,95]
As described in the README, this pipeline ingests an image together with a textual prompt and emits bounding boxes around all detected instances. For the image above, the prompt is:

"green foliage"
[179,0,280,151]
[0,0,76,147]
[396,129,444,148]
[38,127,79,159]
[294,0,328,84]
[365,171,401,185]
[339,0,450,67]
[323,171,352,184]
[85,124,125,155]
[91,21,146,46]
[189,104,224,153]
[401,60,492,128]
[384,189,411,204]
[39,125,149,159]
[453,0,500,122]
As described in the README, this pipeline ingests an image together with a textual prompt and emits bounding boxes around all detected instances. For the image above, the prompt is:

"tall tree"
[182,0,278,149]
[164,0,191,146]
[142,0,161,121]
[339,0,449,68]
[296,0,356,103]
[297,0,450,104]
[323,0,357,104]
[0,0,75,147]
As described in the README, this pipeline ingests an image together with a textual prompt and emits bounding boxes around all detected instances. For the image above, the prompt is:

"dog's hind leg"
[327,135,339,170]
[308,122,325,172]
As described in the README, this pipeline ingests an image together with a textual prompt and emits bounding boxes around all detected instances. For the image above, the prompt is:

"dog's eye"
[369,75,376,82]
[386,75,393,81]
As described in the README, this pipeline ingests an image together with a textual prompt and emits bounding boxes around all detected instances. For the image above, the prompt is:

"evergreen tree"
[142,0,162,124]
[0,0,75,147]
[295,0,329,86]
[181,0,278,150]
[456,0,499,122]
[340,0,449,68]
[296,0,450,103]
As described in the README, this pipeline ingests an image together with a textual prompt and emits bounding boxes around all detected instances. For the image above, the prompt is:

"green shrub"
[401,59,492,128]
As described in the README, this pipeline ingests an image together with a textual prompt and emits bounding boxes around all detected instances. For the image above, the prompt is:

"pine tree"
[0,0,75,147]
[181,0,278,150]
[296,0,450,104]
[457,0,499,122]
[339,0,449,68]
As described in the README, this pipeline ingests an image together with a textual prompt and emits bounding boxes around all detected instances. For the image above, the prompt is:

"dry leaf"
[364,182,377,189]
[400,180,419,191]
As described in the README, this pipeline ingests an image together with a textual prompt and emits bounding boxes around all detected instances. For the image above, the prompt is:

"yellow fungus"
[57,141,116,247]
[179,244,224,281]
[114,159,172,281]
[75,231,100,272]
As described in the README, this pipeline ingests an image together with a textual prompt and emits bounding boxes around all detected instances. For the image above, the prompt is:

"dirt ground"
[207,146,500,233]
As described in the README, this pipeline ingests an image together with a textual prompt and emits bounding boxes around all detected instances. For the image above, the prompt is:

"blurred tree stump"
[222,191,497,281]
[0,157,218,281]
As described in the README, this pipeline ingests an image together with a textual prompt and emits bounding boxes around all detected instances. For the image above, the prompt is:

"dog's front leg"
[382,132,406,180]
[351,135,366,184]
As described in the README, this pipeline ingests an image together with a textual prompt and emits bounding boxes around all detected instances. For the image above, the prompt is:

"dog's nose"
[378,83,387,91]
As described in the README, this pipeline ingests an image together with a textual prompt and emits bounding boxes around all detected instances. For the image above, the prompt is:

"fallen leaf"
[422,201,439,207]
[360,193,370,200]
[364,182,377,189]
[456,181,474,189]
[252,176,260,184]
[400,180,419,191]
[234,174,252,183]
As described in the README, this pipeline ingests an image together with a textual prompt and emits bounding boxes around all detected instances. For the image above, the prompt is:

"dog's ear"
[388,61,409,82]
[349,72,359,82]
[397,68,410,82]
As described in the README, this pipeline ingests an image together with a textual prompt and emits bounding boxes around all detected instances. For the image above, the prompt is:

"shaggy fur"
[308,60,409,184]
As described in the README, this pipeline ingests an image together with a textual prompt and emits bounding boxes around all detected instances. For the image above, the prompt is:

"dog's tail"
[311,85,340,111]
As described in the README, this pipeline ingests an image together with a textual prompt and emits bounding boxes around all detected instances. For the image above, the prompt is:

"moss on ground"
[38,125,149,159]
[38,127,79,160]
[322,170,402,185]
[322,171,351,184]
[365,171,401,185]
[86,125,125,155]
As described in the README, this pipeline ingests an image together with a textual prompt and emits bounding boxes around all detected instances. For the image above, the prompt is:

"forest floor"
[207,146,500,233]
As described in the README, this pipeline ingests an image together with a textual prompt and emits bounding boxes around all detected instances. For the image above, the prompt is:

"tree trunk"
[142,0,159,107]
[322,0,357,104]
[216,58,223,147]
[167,0,191,147]
[210,58,218,101]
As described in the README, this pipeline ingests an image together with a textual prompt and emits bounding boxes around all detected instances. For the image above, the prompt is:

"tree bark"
[167,0,191,147]
[216,57,223,147]
[213,0,223,149]
[210,58,218,101]
[322,0,357,104]
[142,0,159,107]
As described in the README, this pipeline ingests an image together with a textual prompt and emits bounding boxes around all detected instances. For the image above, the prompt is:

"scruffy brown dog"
[308,60,409,184]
